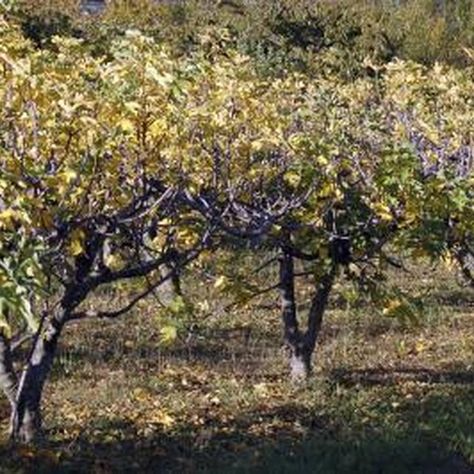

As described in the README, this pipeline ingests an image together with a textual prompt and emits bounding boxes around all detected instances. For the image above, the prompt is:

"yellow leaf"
[132,388,149,402]
[69,229,86,257]
[214,275,227,289]
[441,251,456,270]
[0,208,17,229]
[415,339,427,353]
[62,169,77,183]
[118,119,135,133]
[0,317,12,338]
[149,119,166,138]
[159,325,178,346]
[176,228,198,246]
[316,155,329,166]
[124,101,141,114]
[253,383,269,398]
[210,396,221,406]
[104,253,124,271]
[382,299,402,316]
[283,170,301,187]
[374,203,393,221]
[152,410,175,428]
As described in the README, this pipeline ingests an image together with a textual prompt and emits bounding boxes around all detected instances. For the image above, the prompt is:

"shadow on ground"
[330,367,474,386]
[1,366,473,474]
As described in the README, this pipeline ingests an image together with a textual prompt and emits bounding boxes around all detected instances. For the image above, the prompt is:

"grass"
[0,263,473,473]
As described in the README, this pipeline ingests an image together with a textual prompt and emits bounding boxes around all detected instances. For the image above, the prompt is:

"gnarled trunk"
[9,316,64,443]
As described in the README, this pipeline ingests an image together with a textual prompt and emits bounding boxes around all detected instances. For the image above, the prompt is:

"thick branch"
[304,266,336,352]
[90,252,175,287]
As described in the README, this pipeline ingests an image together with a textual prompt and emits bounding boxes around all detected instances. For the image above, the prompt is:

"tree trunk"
[0,332,18,408]
[303,267,336,366]
[279,252,312,379]
[279,251,335,380]
[289,344,312,380]
[10,406,41,444]
[9,316,64,443]
[159,264,182,306]
[279,252,305,374]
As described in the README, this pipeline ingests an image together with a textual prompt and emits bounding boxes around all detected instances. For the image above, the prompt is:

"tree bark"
[0,332,18,408]
[279,252,300,348]
[303,267,336,362]
[279,251,335,380]
[288,345,312,380]
[279,251,311,380]
[9,315,65,443]
[158,264,182,306]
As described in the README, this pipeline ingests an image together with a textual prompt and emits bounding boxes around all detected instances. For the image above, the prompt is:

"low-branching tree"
[0,21,220,442]
[183,58,473,379]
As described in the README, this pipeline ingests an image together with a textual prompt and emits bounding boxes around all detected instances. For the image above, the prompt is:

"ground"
[1,263,473,473]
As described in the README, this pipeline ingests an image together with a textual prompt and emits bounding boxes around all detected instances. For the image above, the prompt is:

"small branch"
[71,264,182,320]
[381,253,412,273]
[222,282,281,314]
[254,254,279,274]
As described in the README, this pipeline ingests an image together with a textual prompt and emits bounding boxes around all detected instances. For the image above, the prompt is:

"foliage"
[9,0,474,72]
[0,0,472,445]
[0,237,43,336]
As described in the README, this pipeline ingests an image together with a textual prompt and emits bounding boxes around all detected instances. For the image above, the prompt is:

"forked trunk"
[279,251,335,381]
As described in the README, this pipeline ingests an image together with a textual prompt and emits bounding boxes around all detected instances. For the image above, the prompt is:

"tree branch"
[70,228,213,321]
[304,265,336,352]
